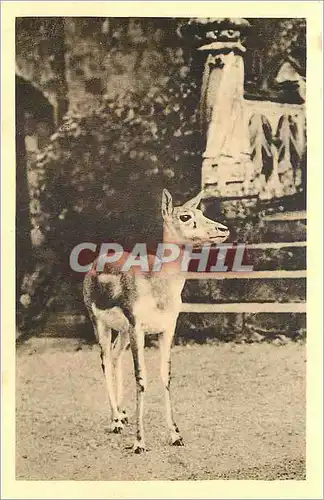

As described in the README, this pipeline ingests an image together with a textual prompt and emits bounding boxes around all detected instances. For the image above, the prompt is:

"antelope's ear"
[161,189,173,219]
[182,191,203,209]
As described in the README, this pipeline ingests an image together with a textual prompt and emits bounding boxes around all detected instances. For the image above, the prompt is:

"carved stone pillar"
[179,18,257,217]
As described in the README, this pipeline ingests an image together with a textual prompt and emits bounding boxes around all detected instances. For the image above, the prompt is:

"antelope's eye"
[180,214,192,222]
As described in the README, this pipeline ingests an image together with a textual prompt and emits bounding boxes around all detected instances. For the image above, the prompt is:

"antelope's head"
[161,189,229,246]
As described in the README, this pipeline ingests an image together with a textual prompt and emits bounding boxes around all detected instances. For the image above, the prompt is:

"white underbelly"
[92,301,180,335]
[133,295,181,334]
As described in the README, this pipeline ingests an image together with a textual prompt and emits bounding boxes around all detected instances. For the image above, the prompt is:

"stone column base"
[201,157,260,219]
[202,157,259,198]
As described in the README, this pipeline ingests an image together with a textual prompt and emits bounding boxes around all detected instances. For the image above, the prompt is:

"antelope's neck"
[162,223,184,249]
[161,223,186,278]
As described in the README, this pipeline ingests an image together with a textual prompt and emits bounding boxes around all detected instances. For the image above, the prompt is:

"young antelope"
[83,189,229,453]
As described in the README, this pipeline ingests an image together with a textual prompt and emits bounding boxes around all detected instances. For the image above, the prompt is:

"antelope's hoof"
[111,419,124,434]
[134,446,146,454]
[132,442,146,454]
[120,411,129,425]
[172,437,184,446]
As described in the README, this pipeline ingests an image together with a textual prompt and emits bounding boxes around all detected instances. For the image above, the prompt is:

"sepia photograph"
[15,14,307,481]
[1,3,322,495]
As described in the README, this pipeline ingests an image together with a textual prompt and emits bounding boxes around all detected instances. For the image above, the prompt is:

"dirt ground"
[16,339,306,480]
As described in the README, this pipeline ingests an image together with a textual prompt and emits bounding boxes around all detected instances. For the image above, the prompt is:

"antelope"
[83,189,229,453]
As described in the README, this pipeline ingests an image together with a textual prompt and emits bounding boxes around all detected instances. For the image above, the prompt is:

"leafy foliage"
[33,66,203,270]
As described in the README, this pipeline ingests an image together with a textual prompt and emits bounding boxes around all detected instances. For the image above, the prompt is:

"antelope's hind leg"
[97,321,125,434]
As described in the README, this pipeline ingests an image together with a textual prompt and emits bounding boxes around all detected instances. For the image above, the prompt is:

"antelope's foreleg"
[129,325,146,453]
[159,329,184,446]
